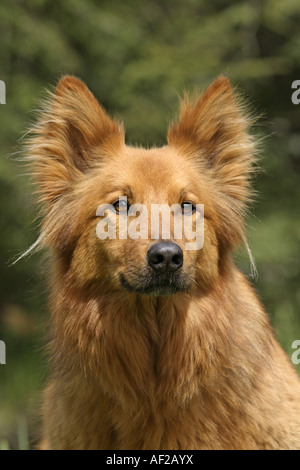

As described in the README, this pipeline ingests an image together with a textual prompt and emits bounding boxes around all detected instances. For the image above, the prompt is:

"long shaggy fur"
[26,75,300,450]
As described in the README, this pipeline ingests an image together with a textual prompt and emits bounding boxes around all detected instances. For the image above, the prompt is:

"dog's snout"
[147,242,183,272]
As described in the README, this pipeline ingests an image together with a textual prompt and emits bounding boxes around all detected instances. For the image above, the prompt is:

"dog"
[26,75,300,449]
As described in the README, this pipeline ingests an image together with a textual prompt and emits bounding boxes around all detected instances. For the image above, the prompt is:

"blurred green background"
[1,0,300,449]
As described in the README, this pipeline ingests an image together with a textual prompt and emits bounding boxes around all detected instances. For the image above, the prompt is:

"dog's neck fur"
[43,254,300,450]
[49,259,272,411]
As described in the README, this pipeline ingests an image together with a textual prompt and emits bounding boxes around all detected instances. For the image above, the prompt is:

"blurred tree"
[0,0,300,447]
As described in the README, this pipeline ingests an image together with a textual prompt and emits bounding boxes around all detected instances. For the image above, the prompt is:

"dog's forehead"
[122,146,191,180]
[120,146,194,194]
[94,145,201,201]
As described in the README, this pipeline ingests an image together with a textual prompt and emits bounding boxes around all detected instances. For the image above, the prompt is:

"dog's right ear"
[27,76,124,207]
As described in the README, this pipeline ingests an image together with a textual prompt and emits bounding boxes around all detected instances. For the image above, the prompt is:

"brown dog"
[27,75,300,449]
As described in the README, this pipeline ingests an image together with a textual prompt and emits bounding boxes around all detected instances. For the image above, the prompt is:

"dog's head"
[27,76,255,297]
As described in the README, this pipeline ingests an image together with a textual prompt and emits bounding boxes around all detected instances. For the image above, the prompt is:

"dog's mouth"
[119,272,191,296]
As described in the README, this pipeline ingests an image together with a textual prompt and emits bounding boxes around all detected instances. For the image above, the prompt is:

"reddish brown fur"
[27,76,300,449]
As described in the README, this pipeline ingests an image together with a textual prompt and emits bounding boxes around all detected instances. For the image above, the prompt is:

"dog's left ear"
[168,76,256,209]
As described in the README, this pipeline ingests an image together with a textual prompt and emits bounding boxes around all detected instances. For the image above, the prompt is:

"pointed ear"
[27,76,124,207]
[168,77,256,209]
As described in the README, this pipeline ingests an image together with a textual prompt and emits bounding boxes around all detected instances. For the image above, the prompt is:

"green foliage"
[1,0,300,448]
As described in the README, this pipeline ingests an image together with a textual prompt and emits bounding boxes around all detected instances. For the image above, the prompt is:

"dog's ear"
[27,76,124,207]
[168,76,256,210]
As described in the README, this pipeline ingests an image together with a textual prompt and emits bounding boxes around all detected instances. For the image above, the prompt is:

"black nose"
[147,242,183,272]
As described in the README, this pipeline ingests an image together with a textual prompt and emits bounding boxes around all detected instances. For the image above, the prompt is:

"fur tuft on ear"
[168,76,257,247]
[26,75,124,207]
[168,76,256,203]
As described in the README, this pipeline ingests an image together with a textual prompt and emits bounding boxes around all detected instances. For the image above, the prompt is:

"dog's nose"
[147,242,183,272]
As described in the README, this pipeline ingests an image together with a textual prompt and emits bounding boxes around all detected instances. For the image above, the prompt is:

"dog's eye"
[181,201,196,215]
[113,198,129,213]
